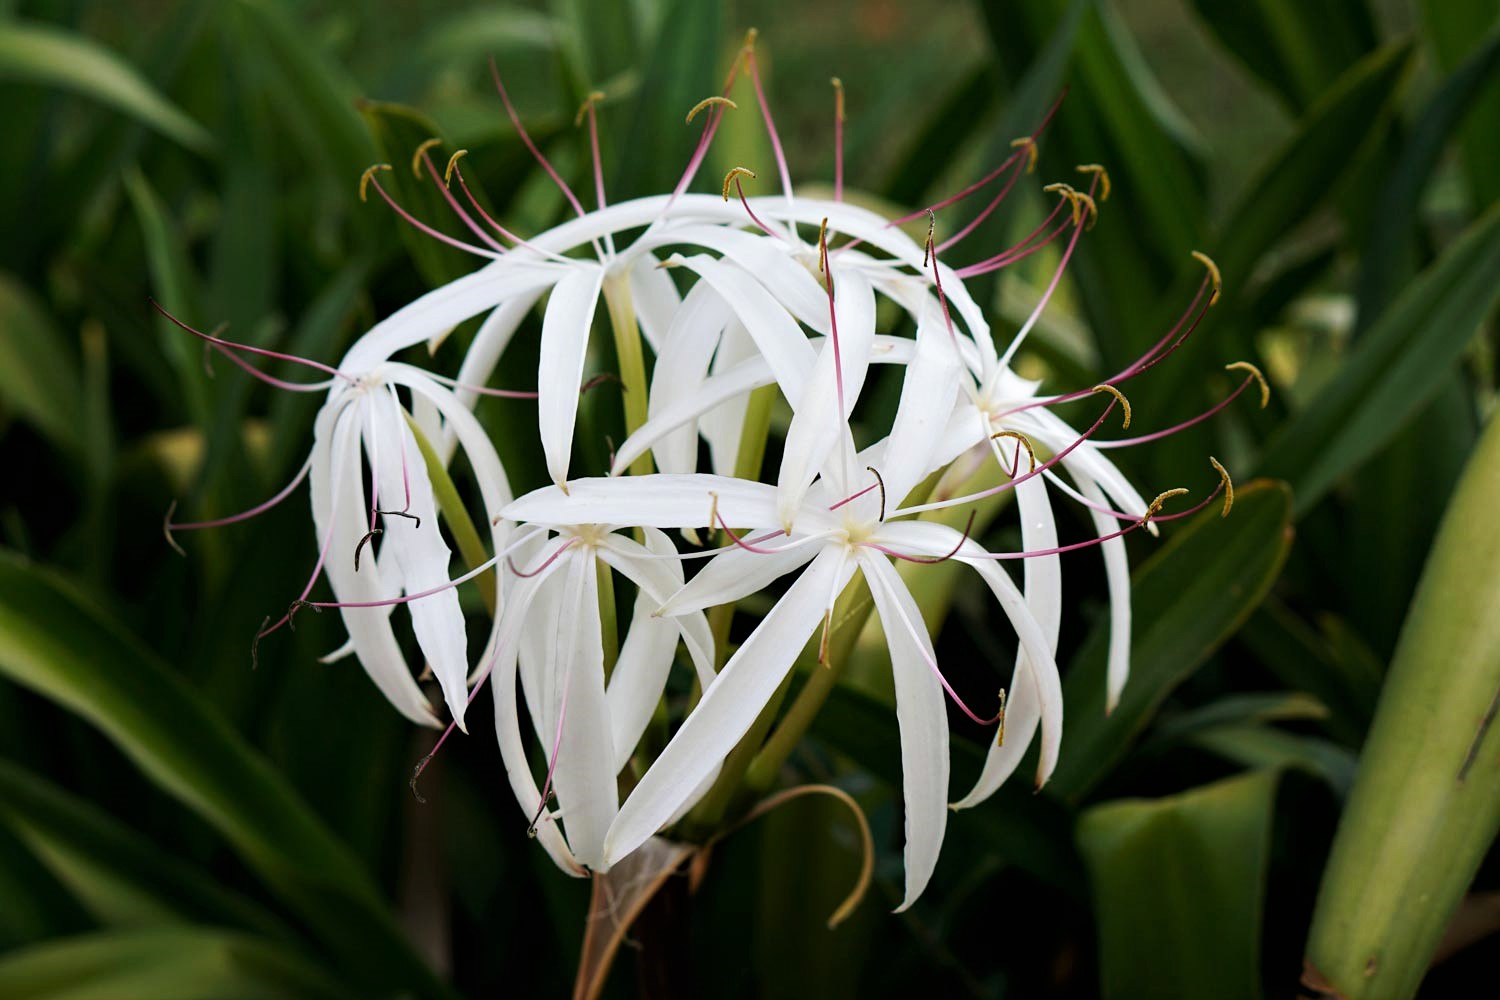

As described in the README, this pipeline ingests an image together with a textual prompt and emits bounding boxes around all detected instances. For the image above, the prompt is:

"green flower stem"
[402,412,495,616]
[597,556,619,679]
[603,274,653,478]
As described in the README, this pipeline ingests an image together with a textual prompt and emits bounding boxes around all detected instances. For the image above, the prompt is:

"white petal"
[549,555,617,869]
[537,266,605,488]
[614,354,774,476]
[598,528,715,688]
[605,547,855,864]
[489,561,586,876]
[700,319,759,475]
[872,521,1063,789]
[776,269,876,527]
[668,254,816,400]
[642,281,730,474]
[656,542,817,617]
[643,224,830,334]
[627,251,681,353]
[879,304,964,508]
[860,554,949,911]
[443,289,545,459]
[603,568,683,772]
[310,397,436,727]
[369,392,472,730]
[1081,478,1132,713]
[503,474,789,531]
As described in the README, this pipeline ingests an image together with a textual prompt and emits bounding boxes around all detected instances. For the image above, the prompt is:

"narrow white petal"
[537,266,605,488]
[669,254,816,400]
[644,224,830,333]
[549,556,617,869]
[656,543,817,617]
[369,392,471,730]
[615,354,774,476]
[700,319,759,475]
[627,251,682,353]
[489,562,586,876]
[504,474,792,531]
[642,281,730,474]
[872,521,1063,789]
[605,547,854,864]
[879,305,964,507]
[776,269,876,527]
[598,528,715,688]
[604,572,683,772]
[1081,478,1132,712]
[310,398,436,727]
[861,555,949,911]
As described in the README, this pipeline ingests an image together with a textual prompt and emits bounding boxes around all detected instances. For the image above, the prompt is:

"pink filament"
[151,301,353,386]
[365,173,504,260]
[168,459,312,533]
[744,48,794,206]
[489,57,588,220]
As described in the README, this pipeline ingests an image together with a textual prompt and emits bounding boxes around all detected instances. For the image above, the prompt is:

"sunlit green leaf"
[0,274,81,454]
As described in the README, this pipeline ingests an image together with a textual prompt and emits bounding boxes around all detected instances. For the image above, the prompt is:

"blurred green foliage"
[0,1,1496,997]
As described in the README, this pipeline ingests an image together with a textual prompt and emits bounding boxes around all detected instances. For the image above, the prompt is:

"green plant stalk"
[603,275,653,477]
[1305,414,1500,999]
[598,556,619,679]
[403,413,495,615]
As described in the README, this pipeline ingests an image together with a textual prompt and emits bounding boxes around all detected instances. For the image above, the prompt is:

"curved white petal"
[1081,478,1132,713]
[504,474,789,531]
[860,554,949,911]
[597,528,715,688]
[879,304,965,508]
[657,541,818,618]
[615,354,774,476]
[537,266,605,488]
[644,281,731,474]
[627,251,681,353]
[605,547,855,864]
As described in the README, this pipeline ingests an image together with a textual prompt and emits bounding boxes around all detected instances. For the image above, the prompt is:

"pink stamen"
[1092,374,1257,449]
[744,47,794,207]
[365,172,505,260]
[994,179,1096,370]
[833,81,845,203]
[529,687,569,835]
[821,229,847,421]
[936,156,1029,254]
[167,459,312,535]
[151,300,354,386]
[715,509,791,555]
[866,511,976,565]
[415,149,507,253]
[732,175,784,240]
[925,221,962,349]
[507,537,579,578]
[952,198,1070,278]
[298,552,502,611]
[827,480,882,512]
[489,57,588,220]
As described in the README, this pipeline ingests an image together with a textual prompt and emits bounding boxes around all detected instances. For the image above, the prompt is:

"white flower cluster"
[169,56,1245,908]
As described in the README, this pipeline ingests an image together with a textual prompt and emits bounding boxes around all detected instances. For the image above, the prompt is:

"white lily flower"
[483,523,714,872]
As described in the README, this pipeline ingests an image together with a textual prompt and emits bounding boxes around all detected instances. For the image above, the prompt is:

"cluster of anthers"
[160,31,1267,909]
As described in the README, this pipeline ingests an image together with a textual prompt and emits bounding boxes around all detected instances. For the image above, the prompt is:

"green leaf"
[1191,725,1357,796]
[1260,201,1500,515]
[0,760,284,936]
[1421,0,1500,206]
[1048,480,1294,801]
[359,102,481,289]
[0,552,449,999]
[0,273,81,454]
[1305,414,1500,1000]
[0,22,213,154]
[1187,0,1378,111]
[0,928,352,1000]
[1239,601,1378,746]
[608,0,722,200]
[1354,28,1500,329]
[1077,769,1281,1000]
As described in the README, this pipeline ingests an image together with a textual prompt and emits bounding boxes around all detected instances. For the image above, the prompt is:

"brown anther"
[1076,163,1111,201]
[443,149,469,188]
[865,466,887,522]
[923,209,937,268]
[411,138,442,179]
[706,490,720,534]
[1225,361,1269,408]
[743,27,759,53]
[1209,456,1234,518]
[1141,488,1190,526]
[359,163,393,202]
[989,431,1037,474]
[995,688,1007,747]
[722,166,757,201]
[817,217,831,273]
[817,609,833,667]
[286,598,321,631]
[1010,136,1038,174]
[831,77,846,122]
[574,90,606,127]
[1090,384,1133,429]
[354,527,382,570]
[1191,251,1223,305]
[686,95,738,124]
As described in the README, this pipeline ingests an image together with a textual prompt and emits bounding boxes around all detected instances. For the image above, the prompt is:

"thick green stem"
[603,275,653,478]
[402,413,495,615]
[597,556,618,679]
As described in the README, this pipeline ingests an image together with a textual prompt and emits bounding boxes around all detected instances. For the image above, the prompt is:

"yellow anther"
[1141,488,1190,526]
[1010,136,1038,174]
[1225,361,1269,409]
[1076,163,1111,201]
[995,689,1008,747]
[831,77,846,122]
[818,216,830,258]
[1091,384,1132,429]
[411,138,442,179]
[1191,250,1223,305]
[706,490,720,531]
[443,149,469,188]
[686,95,737,124]
[1209,456,1234,518]
[1043,182,1097,228]
[818,609,833,667]
[359,163,392,202]
[990,430,1037,474]
[744,27,759,53]
[574,90,606,127]
[722,166,757,202]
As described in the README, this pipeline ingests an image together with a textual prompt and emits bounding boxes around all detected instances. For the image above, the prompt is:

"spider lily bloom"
[501,466,1059,908]
[484,525,715,873]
